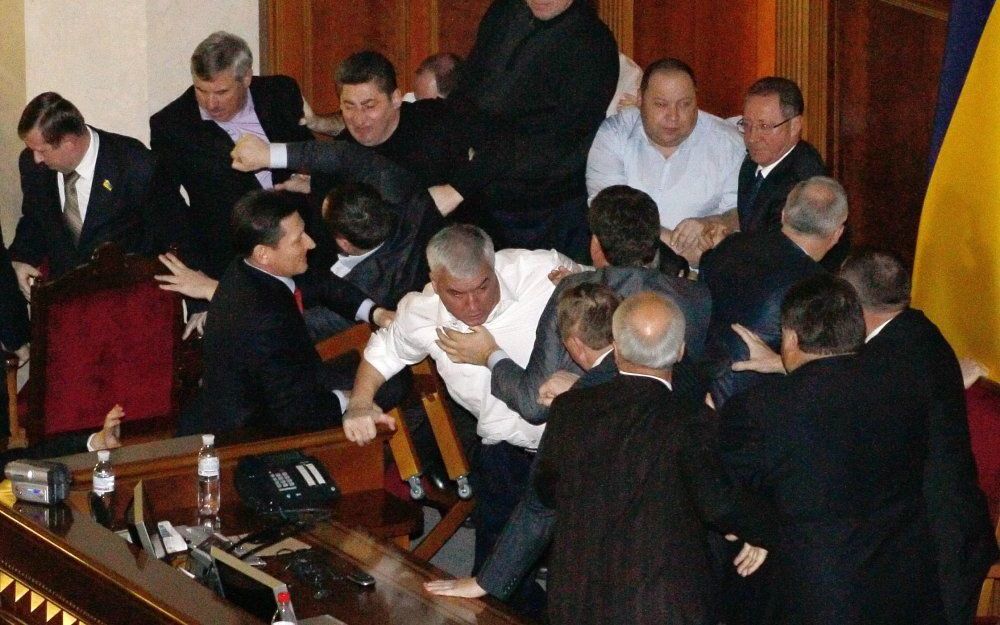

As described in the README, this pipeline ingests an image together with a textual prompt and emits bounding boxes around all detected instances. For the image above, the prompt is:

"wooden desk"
[0,426,529,624]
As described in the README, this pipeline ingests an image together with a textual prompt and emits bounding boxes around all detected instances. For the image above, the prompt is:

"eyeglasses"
[736,117,793,134]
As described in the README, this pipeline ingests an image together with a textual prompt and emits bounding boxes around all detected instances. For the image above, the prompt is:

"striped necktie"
[63,170,83,244]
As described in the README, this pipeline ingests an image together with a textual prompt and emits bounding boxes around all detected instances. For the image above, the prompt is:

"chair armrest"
[4,352,26,449]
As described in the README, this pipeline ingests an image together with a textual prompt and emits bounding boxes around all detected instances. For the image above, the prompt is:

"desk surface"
[0,426,529,625]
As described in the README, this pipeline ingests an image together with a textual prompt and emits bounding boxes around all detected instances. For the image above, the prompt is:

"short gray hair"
[426,224,495,279]
[782,176,848,237]
[191,31,253,80]
[612,292,685,369]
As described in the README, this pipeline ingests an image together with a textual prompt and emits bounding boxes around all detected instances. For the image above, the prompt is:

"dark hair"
[191,31,253,80]
[781,274,866,355]
[18,92,86,143]
[416,52,463,97]
[323,182,396,250]
[556,282,620,349]
[838,248,911,313]
[335,50,398,95]
[640,57,697,92]
[587,186,660,267]
[231,191,299,257]
[747,76,804,118]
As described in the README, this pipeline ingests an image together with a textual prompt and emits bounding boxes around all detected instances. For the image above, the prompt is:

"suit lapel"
[78,131,113,244]
[250,78,279,141]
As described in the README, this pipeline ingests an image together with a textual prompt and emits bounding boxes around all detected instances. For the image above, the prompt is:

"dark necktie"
[746,170,765,211]
[63,170,83,244]
[293,287,304,314]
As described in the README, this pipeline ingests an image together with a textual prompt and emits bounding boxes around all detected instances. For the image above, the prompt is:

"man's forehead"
[644,70,696,95]
[437,265,494,289]
[340,81,390,100]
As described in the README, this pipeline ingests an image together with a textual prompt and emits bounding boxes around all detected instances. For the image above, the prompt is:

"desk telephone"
[235,450,340,512]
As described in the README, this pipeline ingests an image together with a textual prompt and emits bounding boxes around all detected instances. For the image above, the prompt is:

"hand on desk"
[423,576,487,598]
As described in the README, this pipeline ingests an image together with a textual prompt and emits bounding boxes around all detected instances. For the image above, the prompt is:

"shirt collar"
[70,126,99,182]
[592,347,614,367]
[331,243,384,278]
[437,269,517,330]
[620,370,672,390]
[865,314,899,343]
[756,142,797,178]
[244,258,296,293]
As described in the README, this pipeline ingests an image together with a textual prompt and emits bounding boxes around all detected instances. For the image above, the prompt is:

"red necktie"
[293,287,304,314]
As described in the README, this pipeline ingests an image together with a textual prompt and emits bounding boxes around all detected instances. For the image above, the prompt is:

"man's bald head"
[612,292,685,369]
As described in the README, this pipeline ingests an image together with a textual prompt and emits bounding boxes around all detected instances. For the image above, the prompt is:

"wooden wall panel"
[831,0,948,263]
[437,1,492,58]
[633,0,776,118]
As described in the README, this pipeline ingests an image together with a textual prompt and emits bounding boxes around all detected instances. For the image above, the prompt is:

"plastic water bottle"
[271,591,298,624]
[92,450,115,508]
[197,434,221,515]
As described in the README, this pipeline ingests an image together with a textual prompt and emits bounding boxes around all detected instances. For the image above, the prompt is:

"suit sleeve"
[689,403,779,548]
[490,279,583,424]
[286,141,421,205]
[0,234,30,350]
[9,150,50,267]
[253,315,342,430]
[297,268,375,321]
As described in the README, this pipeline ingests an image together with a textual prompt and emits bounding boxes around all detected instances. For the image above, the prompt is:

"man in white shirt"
[343,223,578,571]
[586,58,744,266]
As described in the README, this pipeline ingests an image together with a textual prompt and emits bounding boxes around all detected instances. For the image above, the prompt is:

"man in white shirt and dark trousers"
[342,224,579,573]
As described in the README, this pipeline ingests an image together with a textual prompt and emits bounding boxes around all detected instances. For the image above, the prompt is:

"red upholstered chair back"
[968,379,1000,523]
[24,244,186,445]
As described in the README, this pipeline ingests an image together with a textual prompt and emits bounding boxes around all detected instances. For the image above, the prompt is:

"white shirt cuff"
[333,390,349,414]
[269,143,288,169]
[86,433,98,452]
[356,299,375,323]
[487,349,511,370]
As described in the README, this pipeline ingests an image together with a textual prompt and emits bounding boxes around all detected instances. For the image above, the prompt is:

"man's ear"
[676,341,686,363]
[590,235,608,268]
[239,72,252,89]
[391,88,403,109]
[250,243,270,268]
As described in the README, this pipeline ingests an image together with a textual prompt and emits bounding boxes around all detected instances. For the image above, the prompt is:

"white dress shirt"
[586,108,744,229]
[363,248,579,449]
[58,126,99,223]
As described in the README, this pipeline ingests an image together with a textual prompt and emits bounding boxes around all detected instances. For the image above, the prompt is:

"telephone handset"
[234,450,340,512]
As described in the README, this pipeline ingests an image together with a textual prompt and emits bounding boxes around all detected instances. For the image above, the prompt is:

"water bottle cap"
[97,450,110,461]
[276,591,290,603]
[202,434,215,446]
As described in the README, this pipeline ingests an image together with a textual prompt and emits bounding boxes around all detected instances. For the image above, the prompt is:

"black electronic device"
[234,450,339,512]
[125,480,166,559]
[211,546,288,621]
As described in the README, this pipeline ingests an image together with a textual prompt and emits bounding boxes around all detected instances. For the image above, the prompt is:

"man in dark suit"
[736,77,847,270]
[194,190,399,435]
[10,92,188,294]
[721,274,944,625]
[425,282,622,618]
[435,185,709,425]
[840,250,998,625]
[536,291,775,625]
[700,175,847,407]
[150,31,316,280]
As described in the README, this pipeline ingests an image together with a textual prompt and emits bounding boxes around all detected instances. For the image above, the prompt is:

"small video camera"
[4,460,71,505]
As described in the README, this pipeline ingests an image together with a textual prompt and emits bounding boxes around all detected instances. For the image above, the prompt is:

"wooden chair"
[314,323,475,560]
[9,243,199,449]
[977,514,1000,623]
[3,351,19,449]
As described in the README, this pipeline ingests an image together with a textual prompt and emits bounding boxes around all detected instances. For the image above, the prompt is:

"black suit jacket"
[284,140,439,308]
[737,140,826,235]
[538,374,776,625]
[11,127,189,278]
[199,260,367,434]
[699,230,824,407]
[491,265,712,424]
[150,75,314,277]
[476,354,618,598]
[721,355,942,625]
[863,309,999,625]
[1,230,29,429]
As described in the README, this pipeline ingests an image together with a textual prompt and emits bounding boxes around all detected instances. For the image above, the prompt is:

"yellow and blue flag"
[912,0,1000,382]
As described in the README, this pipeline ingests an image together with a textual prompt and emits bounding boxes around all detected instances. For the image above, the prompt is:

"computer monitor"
[210,546,288,621]
[125,480,165,559]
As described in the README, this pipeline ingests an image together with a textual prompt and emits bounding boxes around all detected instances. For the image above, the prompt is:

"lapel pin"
[102,179,113,191]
